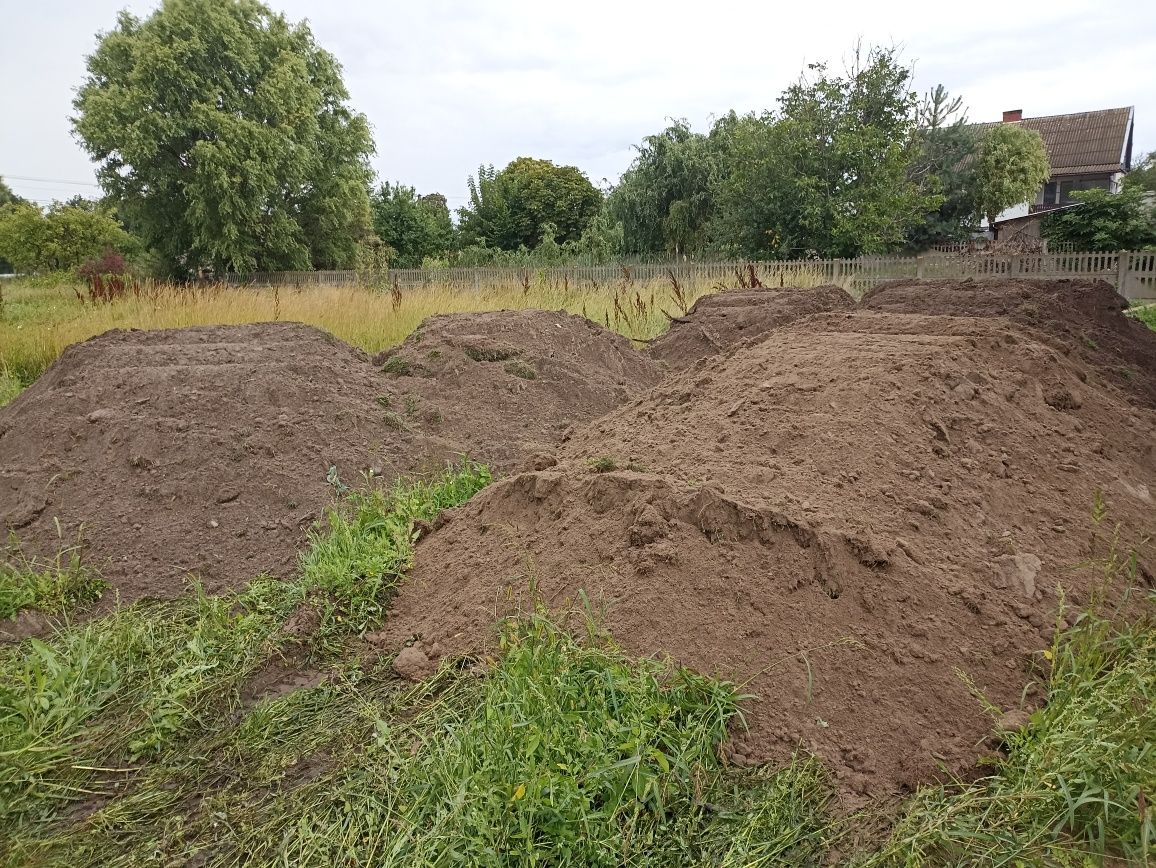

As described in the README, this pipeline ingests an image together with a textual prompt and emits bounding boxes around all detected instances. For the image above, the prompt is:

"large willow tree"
[73,0,374,276]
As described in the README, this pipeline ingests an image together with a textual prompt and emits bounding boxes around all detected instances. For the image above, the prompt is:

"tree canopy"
[0,202,137,273]
[0,178,26,209]
[715,47,941,259]
[72,0,374,277]
[369,183,455,269]
[904,86,980,247]
[1123,151,1156,194]
[458,158,601,251]
[609,119,726,256]
[973,124,1051,227]
[1042,187,1156,251]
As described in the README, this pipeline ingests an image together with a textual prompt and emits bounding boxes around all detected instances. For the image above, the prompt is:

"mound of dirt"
[373,309,662,469]
[1,313,656,619]
[649,285,855,370]
[378,303,1155,799]
[861,278,1156,406]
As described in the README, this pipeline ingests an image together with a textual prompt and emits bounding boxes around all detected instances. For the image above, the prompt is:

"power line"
[2,174,101,187]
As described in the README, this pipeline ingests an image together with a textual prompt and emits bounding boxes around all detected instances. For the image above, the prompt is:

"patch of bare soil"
[861,278,1156,406]
[648,285,855,370]
[373,309,661,470]
[379,289,1156,799]
[0,314,655,616]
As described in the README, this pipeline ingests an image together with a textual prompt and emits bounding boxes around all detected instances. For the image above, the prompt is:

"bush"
[76,249,133,303]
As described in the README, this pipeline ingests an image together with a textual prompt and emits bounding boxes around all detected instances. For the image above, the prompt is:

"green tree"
[0,179,26,272]
[369,182,455,269]
[1041,187,1156,251]
[609,119,728,256]
[459,158,601,251]
[973,123,1051,228]
[906,85,981,247]
[1123,150,1156,193]
[716,46,939,258]
[0,202,137,273]
[0,178,26,209]
[72,0,374,277]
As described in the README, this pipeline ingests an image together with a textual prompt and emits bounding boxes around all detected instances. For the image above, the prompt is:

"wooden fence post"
[1116,252,1129,293]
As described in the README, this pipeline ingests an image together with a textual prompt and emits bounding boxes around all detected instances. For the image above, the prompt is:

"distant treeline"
[2,1,1154,280]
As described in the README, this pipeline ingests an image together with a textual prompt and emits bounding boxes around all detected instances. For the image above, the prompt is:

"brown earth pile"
[1,312,655,618]
[372,309,661,468]
[649,285,855,370]
[862,278,1156,406]
[378,283,1156,799]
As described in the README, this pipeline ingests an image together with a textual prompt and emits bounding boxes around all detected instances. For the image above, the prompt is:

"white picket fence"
[228,251,1156,301]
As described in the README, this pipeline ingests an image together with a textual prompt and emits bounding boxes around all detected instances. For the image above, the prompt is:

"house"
[979,106,1135,240]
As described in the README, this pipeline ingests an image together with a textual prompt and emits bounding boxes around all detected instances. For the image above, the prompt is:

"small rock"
[995,709,1032,734]
[86,408,115,424]
[208,519,219,528]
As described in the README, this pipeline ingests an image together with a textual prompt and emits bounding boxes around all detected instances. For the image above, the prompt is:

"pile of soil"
[862,278,1156,406]
[378,286,1156,799]
[0,313,656,619]
[372,309,661,469]
[649,285,855,370]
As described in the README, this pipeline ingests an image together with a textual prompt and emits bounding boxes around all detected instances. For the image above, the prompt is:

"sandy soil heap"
[649,285,855,370]
[373,309,661,469]
[0,312,656,612]
[379,282,1156,798]
[862,278,1156,407]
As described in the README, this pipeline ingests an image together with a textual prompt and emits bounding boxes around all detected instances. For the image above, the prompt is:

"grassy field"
[0,268,829,407]
[1,463,1152,866]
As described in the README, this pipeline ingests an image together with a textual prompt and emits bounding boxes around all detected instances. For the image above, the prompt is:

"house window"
[1058,177,1110,204]
[1039,181,1059,205]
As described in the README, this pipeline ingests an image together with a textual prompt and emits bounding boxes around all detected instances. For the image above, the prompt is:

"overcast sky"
[2,0,1154,210]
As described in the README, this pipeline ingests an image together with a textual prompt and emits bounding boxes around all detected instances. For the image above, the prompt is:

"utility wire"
[1,174,101,187]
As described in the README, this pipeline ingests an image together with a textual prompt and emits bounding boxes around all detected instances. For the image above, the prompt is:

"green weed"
[589,456,618,473]
[380,355,411,375]
[298,461,491,649]
[1127,302,1156,331]
[0,542,105,620]
[504,359,538,379]
[463,344,520,362]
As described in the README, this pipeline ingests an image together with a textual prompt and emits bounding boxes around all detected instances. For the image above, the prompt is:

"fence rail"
[227,251,1156,301]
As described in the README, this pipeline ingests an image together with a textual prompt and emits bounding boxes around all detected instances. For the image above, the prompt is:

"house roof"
[973,107,1134,176]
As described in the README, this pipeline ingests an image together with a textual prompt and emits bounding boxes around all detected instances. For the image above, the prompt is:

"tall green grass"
[225,615,831,867]
[0,462,491,838]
